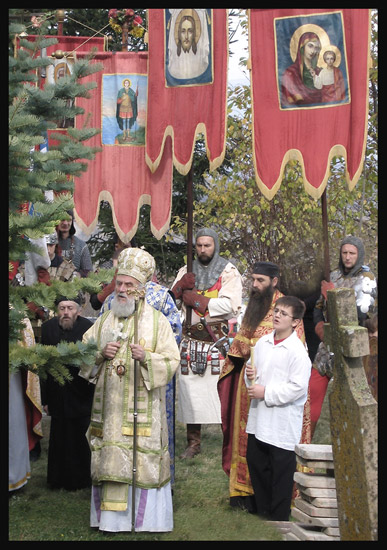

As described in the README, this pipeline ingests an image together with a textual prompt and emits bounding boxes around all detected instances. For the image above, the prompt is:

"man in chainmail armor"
[171,228,243,458]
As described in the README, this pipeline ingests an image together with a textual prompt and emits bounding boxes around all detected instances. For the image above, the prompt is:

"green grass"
[9,383,332,541]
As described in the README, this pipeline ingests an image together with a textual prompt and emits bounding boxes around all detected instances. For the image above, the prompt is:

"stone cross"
[324,287,378,541]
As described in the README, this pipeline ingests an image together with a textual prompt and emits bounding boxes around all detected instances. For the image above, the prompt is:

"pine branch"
[9,20,105,378]
[9,339,99,384]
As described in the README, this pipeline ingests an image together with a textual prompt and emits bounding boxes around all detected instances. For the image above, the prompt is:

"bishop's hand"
[102,341,121,360]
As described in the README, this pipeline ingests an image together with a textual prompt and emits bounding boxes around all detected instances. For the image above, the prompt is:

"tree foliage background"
[9,8,377,361]
[9,12,107,379]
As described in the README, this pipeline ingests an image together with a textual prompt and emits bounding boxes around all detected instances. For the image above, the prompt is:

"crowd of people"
[9,220,378,533]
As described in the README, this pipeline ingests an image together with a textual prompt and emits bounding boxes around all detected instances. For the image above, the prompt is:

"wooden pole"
[186,166,194,332]
[321,189,330,281]
[122,21,129,52]
[56,9,65,35]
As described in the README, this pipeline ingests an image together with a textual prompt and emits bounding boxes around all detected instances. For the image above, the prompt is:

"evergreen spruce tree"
[9,18,111,382]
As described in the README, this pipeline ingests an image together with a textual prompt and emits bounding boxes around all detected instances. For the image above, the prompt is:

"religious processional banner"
[73,51,174,242]
[21,35,107,159]
[21,34,107,94]
[15,35,107,208]
[146,8,228,175]
[17,35,106,139]
[40,36,107,132]
[249,9,371,199]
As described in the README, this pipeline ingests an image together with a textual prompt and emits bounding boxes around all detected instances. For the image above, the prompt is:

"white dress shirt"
[245,330,311,451]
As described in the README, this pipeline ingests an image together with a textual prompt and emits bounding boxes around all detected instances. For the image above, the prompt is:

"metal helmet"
[45,232,58,245]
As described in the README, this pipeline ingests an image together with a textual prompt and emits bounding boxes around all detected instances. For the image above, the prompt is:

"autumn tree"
[192,9,377,295]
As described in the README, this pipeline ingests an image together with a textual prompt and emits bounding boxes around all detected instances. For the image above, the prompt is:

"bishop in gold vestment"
[80,248,180,532]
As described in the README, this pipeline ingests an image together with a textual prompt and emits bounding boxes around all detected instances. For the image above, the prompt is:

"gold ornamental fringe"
[74,188,172,245]
[145,119,227,177]
[252,142,369,202]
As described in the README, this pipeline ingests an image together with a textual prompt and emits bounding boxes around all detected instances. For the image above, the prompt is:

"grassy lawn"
[9,381,332,541]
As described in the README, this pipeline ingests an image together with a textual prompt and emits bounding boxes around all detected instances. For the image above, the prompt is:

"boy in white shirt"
[244,295,311,521]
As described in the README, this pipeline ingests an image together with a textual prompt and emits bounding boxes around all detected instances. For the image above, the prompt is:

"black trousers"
[246,434,296,521]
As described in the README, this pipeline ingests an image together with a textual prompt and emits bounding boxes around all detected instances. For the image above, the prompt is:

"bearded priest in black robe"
[40,295,94,490]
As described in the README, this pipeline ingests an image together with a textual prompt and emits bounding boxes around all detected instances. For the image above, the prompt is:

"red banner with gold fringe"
[19,35,106,128]
[73,51,173,242]
[249,8,371,199]
[146,8,228,175]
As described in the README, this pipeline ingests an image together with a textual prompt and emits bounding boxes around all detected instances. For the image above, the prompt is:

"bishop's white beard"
[111,294,136,318]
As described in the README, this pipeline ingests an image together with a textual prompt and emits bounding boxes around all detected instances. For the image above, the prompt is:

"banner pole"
[56,9,65,35]
[186,165,193,334]
[122,20,128,52]
[321,189,330,282]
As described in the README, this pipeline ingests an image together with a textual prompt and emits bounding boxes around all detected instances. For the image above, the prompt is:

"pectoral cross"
[111,322,128,342]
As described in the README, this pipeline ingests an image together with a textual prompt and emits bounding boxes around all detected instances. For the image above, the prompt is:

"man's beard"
[59,316,76,331]
[111,294,136,318]
[198,253,214,266]
[242,284,275,331]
